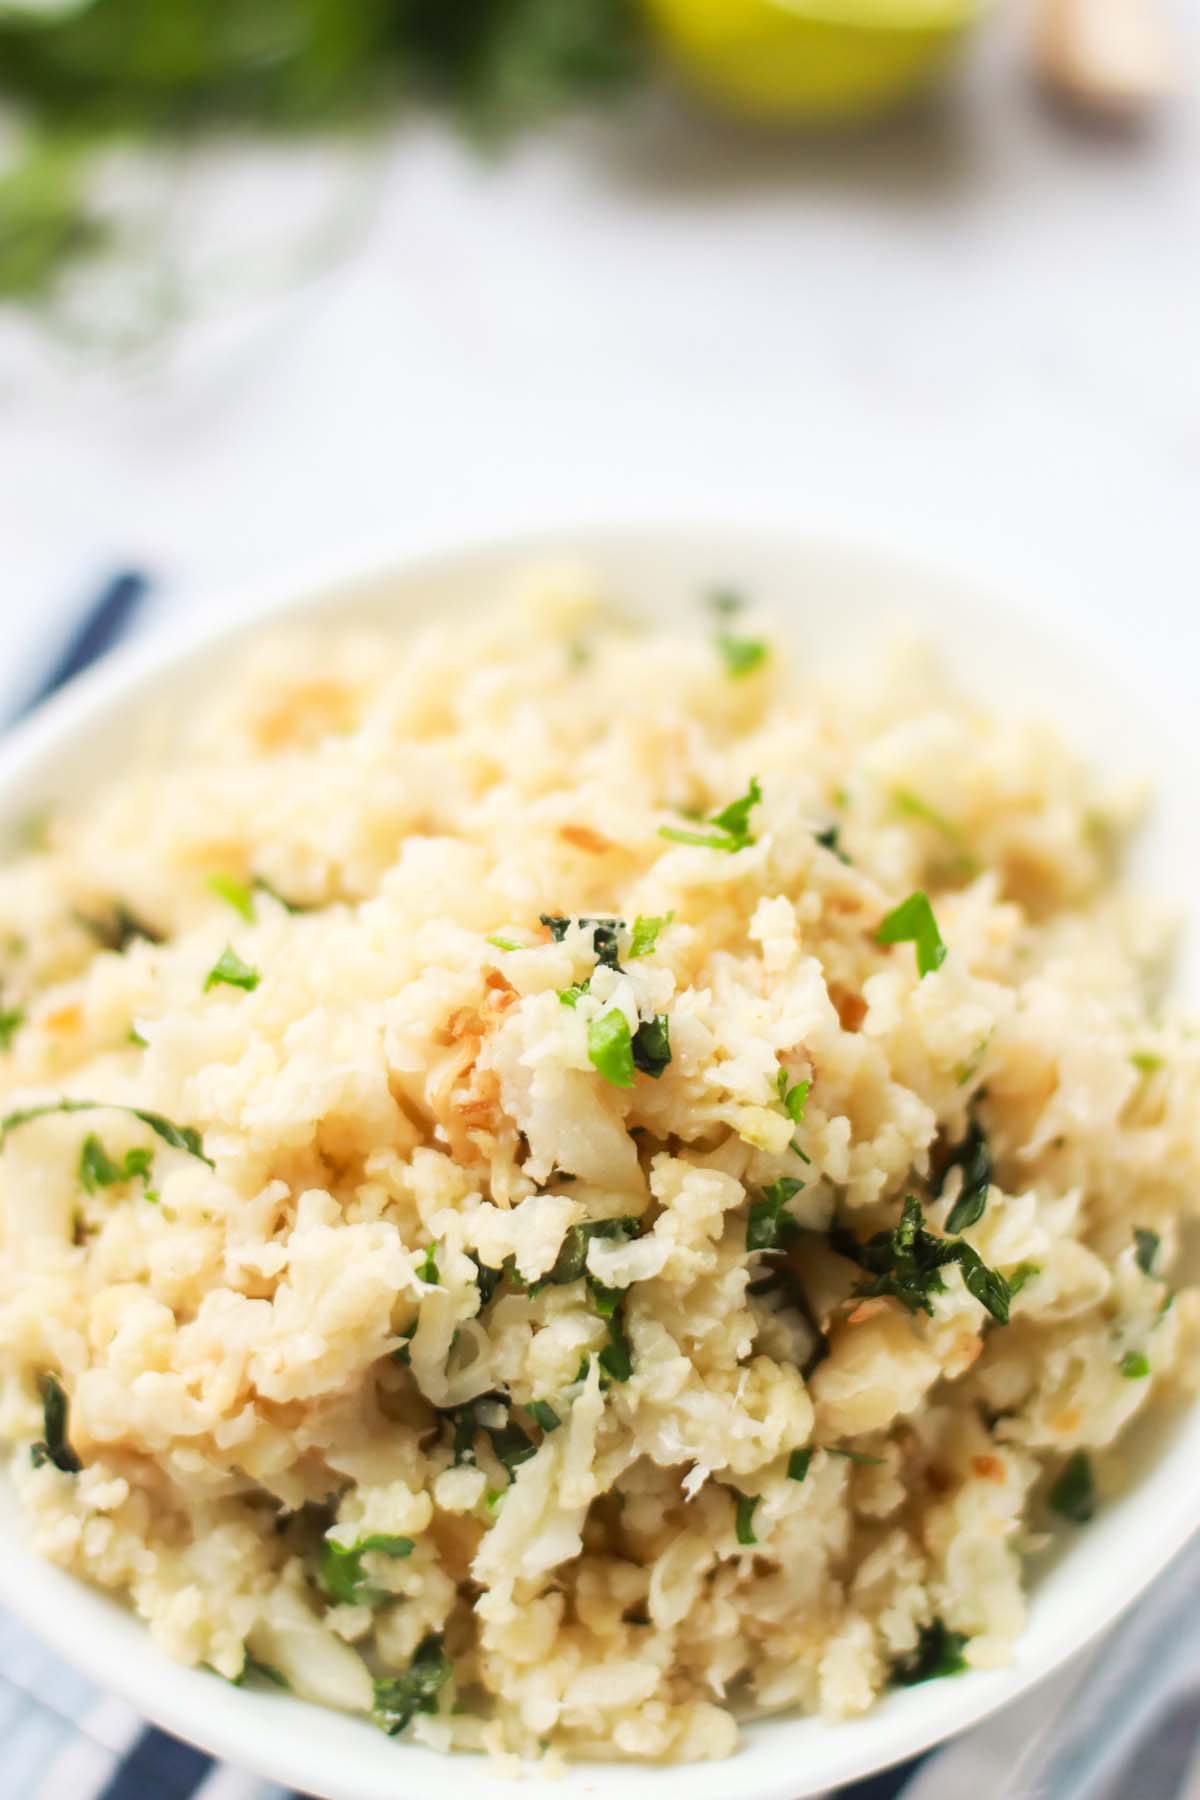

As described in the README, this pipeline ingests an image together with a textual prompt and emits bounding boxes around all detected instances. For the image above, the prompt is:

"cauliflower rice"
[0,569,1197,1765]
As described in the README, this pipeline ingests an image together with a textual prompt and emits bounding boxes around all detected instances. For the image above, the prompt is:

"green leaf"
[939,1118,992,1234]
[1134,1228,1160,1275]
[318,1533,414,1606]
[30,1372,81,1474]
[588,1009,635,1088]
[78,1133,154,1194]
[827,1447,885,1466]
[0,1099,211,1167]
[540,914,624,969]
[786,1447,813,1482]
[1006,1261,1040,1297]
[1131,1050,1164,1073]
[776,1070,810,1124]
[598,1304,633,1383]
[715,632,767,679]
[658,776,762,853]
[893,1620,969,1685]
[372,1634,453,1735]
[631,1013,671,1077]
[1120,1350,1150,1379]
[747,1177,804,1252]
[814,823,850,864]
[733,1492,760,1545]
[417,1243,440,1285]
[831,1195,1010,1324]
[487,934,521,951]
[628,913,672,959]
[875,890,947,978]
[538,1217,640,1288]
[0,1007,24,1051]
[207,873,255,923]
[1048,1451,1095,1524]
[204,944,260,993]
[558,982,589,1007]
[525,1400,561,1432]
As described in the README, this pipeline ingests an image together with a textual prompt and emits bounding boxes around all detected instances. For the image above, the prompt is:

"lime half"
[643,0,978,124]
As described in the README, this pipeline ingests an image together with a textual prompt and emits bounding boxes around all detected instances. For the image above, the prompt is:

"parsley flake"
[733,1492,760,1545]
[747,1177,804,1252]
[31,1372,81,1474]
[373,1635,453,1736]
[787,1447,814,1482]
[1134,1228,1160,1275]
[79,1134,154,1194]
[526,1400,561,1432]
[207,873,255,922]
[204,944,260,993]
[658,776,762,853]
[319,1533,414,1606]
[1120,1350,1150,1379]
[716,632,768,679]
[1131,1051,1164,1074]
[631,1013,671,1077]
[417,1244,440,1285]
[776,1069,810,1124]
[540,914,624,970]
[1048,1450,1095,1523]
[831,1195,1010,1323]
[0,1007,23,1050]
[875,891,947,978]
[0,1099,211,1166]
[628,913,673,959]
[893,1620,969,1685]
[938,1118,992,1234]
[588,1009,635,1088]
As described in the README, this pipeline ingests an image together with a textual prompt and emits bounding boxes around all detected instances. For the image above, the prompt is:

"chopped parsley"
[1120,1350,1150,1379]
[875,891,947,978]
[373,1635,453,1736]
[938,1118,992,1234]
[207,873,256,923]
[631,1014,671,1078]
[1007,1262,1040,1297]
[733,1492,760,1546]
[0,1007,23,1050]
[77,903,162,953]
[30,1372,81,1474]
[893,1620,969,1685]
[715,632,768,679]
[827,1447,885,1466]
[956,1033,992,1087]
[318,1533,414,1606]
[540,1217,640,1287]
[658,776,762,853]
[776,1069,810,1124]
[596,1295,634,1384]
[540,914,624,970]
[747,1177,804,1252]
[558,982,589,1007]
[814,823,850,864]
[1048,1451,1095,1523]
[204,944,260,993]
[628,913,673,959]
[79,1134,153,1194]
[238,1656,289,1689]
[485,1412,539,1476]
[525,1400,561,1432]
[417,1243,440,1285]
[786,1447,814,1482]
[0,1099,211,1166]
[831,1195,1010,1324]
[588,1009,635,1087]
[891,789,977,878]
[487,934,522,951]
[1130,1051,1164,1074]
[1134,1228,1160,1276]
[470,1255,506,1306]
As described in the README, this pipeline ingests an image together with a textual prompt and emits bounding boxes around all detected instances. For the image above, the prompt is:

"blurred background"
[0,0,1196,722]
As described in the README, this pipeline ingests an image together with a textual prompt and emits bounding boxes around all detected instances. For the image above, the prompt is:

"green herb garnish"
[747,1177,804,1252]
[827,1447,886,1466]
[1,1099,211,1166]
[540,914,624,969]
[1130,1051,1164,1073]
[939,1118,992,1234]
[239,1656,289,1689]
[1048,1451,1095,1523]
[79,1134,153,1193]
[1120,1350,1150,1379]
[1007,1262,1040,1297]
[631,1013,671,1077]
[628,913,673,959]
[373,1635,453,1736]
[893,1620,969,1685]
[733,1492,760,1545]
[76,903,161,953]
[831,1195,1010,1324]
[204,944,260,993]
[598,1304,633,1382]
[776,1069,810,1124]
[0,1007,24,1050]
[716,633,767,679]
[658,776,762,853]
[587,1009,635,1087]
[1134,1228,1160,1276]
[558,982,589,1007]
[417,1243,440,1285]
[814,823,849,864]
[891,789,977,878]
[526,1400,561,1432]
[318,1533,414,1606]
[786,1447,813,1483]
[875,891,947,978]
[487,934,522,951]
[540,1217,640,1287]
[30,1372,81,1474]
[207,873,256,923]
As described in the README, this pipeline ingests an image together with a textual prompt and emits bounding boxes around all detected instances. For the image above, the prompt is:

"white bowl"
[1,524,1197,1800]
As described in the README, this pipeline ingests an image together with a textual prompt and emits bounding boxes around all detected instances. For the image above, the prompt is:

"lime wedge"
[643,0,978,123]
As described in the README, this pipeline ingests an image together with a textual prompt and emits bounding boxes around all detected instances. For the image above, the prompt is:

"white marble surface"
[0,7,1196,702]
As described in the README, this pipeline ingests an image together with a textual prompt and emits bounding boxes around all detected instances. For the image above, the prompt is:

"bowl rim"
[0,518,1197,1800]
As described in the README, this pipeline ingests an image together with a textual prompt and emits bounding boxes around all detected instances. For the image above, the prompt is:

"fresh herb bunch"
[0,0,643,303]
